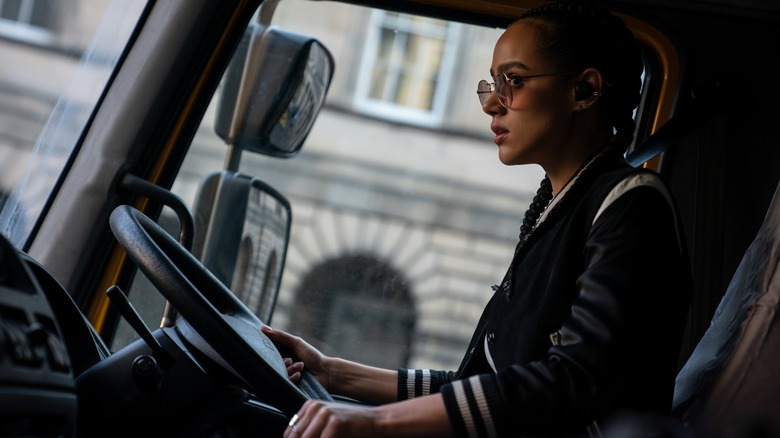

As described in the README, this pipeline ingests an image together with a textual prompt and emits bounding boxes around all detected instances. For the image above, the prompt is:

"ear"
[572,68,604,111]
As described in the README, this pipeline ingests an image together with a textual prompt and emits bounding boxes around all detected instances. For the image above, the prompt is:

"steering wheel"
[109,204,332,416]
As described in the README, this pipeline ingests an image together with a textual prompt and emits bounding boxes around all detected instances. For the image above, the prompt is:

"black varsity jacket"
[398,155,692,437]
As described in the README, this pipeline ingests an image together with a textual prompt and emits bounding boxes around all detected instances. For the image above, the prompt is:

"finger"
[285,412,305,438]
[283,413,296,438]
[285,402,316,437]
[284,357,305,366]
[262,324,293,340]
[265,328,303,354]
[261,325,287,343]
[305,402,331,437]
[288,363,304,382]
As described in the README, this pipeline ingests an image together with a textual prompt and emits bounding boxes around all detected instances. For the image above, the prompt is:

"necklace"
[536,148,606,229]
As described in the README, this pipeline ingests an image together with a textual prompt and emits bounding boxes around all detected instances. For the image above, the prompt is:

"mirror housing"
[191,171,291,323]
[215,23,334,158]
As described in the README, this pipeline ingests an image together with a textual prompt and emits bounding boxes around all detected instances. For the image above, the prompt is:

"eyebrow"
[490,60,531,77]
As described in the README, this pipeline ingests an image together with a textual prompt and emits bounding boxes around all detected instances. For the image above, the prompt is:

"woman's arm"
[262,325,398,404]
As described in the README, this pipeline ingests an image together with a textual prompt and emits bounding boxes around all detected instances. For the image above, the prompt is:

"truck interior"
[0,0,779,437]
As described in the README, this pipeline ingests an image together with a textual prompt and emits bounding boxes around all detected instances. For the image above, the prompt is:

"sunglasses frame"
[477,71,571,108]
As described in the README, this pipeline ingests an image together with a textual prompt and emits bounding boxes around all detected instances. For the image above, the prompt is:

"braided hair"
[519,175,553,238]
[514,1,643,241]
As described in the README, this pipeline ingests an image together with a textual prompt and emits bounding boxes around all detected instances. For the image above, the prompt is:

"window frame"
[352,9,462,128]
[0,0,56,44]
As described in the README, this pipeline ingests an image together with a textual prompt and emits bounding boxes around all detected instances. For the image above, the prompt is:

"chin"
[497,153,524,166]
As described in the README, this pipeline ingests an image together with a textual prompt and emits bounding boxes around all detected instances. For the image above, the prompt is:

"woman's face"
[483,21,575,167]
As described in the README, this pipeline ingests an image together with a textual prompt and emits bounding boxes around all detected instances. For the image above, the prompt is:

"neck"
[547,143,610,195]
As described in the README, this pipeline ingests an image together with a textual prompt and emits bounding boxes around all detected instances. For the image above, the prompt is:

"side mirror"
[215,23,334,158]
[192,171,291,323]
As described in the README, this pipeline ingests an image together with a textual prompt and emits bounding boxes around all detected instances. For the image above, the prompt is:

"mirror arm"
[223,144,243,172]
[257,0,280,25]
[119,174,197,328]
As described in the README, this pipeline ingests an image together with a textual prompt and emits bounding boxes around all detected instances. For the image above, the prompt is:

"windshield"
[0,0,147,249]
[152,1,545,370]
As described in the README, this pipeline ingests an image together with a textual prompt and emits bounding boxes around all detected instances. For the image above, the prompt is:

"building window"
[0,0,55,43]
[354,10,460,127]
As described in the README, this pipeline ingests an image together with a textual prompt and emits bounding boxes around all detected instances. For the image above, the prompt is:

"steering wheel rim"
[109,204,329,416]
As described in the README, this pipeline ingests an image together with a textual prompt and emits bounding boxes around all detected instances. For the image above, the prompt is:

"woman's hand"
[263,326,402,405]
[283,396,453,438]
[283,400,382,438]
[262,325,333,390]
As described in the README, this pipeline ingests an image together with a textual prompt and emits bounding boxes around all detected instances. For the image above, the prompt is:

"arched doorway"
[290,254,415,368]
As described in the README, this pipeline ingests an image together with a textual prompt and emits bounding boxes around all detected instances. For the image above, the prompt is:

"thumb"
[262,325,294,345]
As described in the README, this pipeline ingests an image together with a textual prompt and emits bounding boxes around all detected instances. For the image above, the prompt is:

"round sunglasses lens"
[477,80,492,105]
[494,75,511,107]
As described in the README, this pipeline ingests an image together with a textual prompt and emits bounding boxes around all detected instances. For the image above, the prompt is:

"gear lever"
[106,285,174,370]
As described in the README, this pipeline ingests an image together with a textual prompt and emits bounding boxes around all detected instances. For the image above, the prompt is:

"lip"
[491,123,508,145]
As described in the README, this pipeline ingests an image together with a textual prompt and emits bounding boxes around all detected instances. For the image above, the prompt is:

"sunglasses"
[477,71,570,108]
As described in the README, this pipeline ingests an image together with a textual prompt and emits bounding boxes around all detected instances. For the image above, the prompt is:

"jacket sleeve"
[397,368,458,400]
[439,175,691,437]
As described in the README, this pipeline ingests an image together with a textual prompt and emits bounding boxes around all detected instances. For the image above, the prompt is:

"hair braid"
[518,175,553,239]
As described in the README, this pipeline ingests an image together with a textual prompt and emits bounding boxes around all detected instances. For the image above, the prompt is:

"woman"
[262,1,692,436]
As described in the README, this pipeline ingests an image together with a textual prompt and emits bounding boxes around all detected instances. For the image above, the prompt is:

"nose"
[482,90,505,116]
